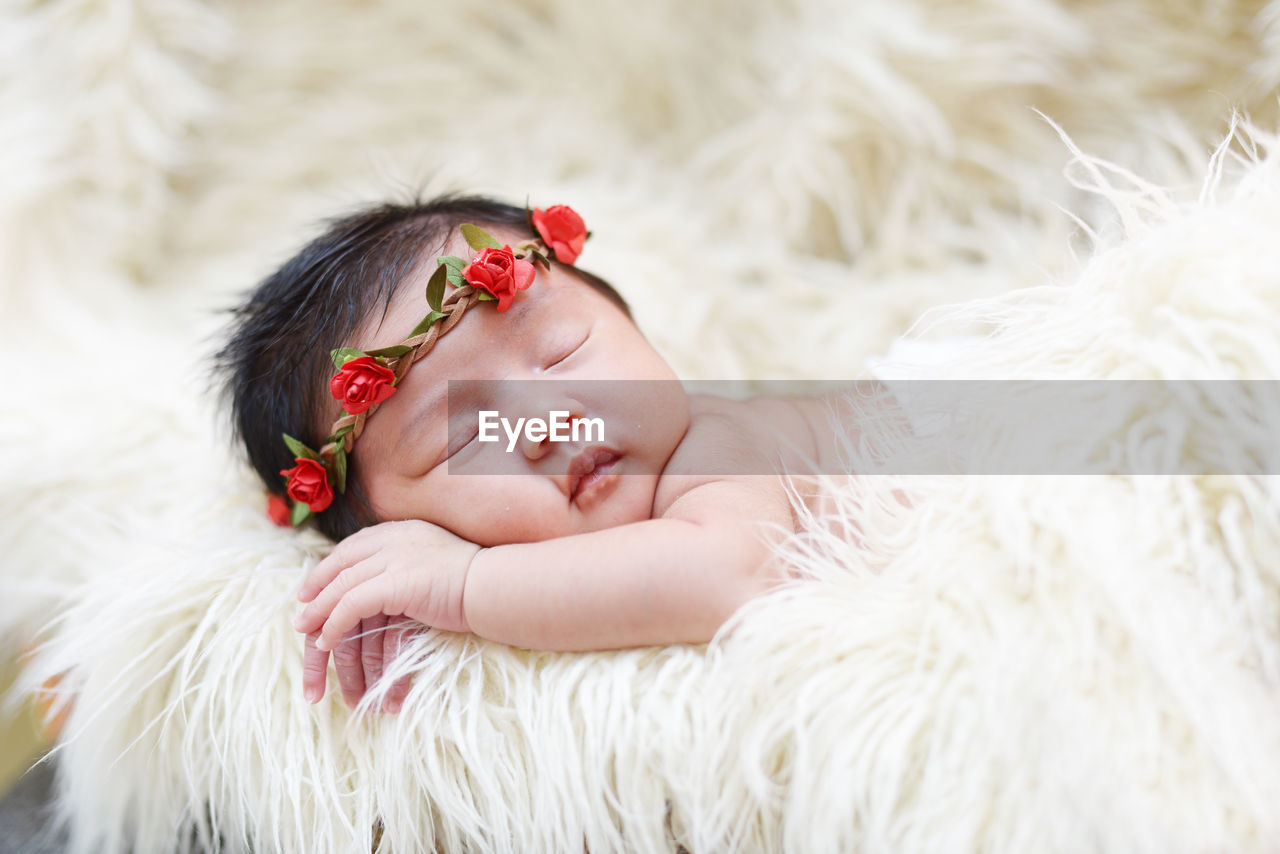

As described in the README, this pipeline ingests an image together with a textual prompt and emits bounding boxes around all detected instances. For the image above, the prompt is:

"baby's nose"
[517,421,553,461]
[515,401,588,462]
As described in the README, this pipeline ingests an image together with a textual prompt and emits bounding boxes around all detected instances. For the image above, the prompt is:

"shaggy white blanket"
[3,1,1280,852]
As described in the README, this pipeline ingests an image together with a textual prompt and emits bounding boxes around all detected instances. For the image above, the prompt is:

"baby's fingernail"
[305,686,320,704]
[387,699,402,714]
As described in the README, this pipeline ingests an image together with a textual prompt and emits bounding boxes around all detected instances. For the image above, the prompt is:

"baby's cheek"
[447,491,567,546]
[469,516,561,547]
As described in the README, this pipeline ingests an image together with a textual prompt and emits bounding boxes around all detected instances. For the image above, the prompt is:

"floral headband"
[271,204,589,526]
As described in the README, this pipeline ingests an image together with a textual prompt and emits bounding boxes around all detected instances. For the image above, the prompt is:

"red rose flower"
[531,205,587,265]
[266,493,292,526]
[330,355,397,414]
[280,458,334,513]
[462,245,536,312]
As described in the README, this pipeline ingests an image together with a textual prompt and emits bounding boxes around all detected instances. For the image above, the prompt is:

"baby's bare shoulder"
[670,394,778,473]
[684,393,826,469]
[650,394,798,520]
[656,392,866,520]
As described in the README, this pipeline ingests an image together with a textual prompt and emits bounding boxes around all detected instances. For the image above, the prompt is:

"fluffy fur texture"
[3,0,1280,851]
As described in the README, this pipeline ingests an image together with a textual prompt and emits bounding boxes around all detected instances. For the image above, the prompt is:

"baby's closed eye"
[443,400,484,459]
[543,330,589,371]
[446,423,479,457]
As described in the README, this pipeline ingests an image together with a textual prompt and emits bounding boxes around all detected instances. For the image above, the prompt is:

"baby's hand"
[301,617,415,711]
[293,520,481,703]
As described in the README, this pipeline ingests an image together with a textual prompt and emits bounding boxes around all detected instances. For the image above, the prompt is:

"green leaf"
[475,291,496,302]
[365,344,411,359]
[460,223,501,251]
[330,348,366,369]
[425,264,447,312]
[439,255,468,272]
[333,447,348,494]
[282,433,319,461]
[409,310,449,337]
[289,501,312,526]
[445,266,466,288]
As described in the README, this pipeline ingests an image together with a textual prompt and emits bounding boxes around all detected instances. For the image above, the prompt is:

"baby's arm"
[293,476,791,656]
[466,478,790,649]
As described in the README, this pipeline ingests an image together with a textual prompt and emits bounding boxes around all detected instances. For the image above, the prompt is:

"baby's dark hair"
[216,195,629,541]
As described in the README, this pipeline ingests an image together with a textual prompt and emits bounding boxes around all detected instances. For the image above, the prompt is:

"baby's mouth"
[567,447,621,503]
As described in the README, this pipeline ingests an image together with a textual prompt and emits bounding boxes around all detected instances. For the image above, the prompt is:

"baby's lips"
[565,446,621,501]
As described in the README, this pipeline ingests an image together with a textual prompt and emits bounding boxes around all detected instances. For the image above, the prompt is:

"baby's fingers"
[382,618,415,714]
[297,533,383,603]
[302,633,329,704]
[359,613,389,697]
[314,576,399,652]
[293,559,384,636]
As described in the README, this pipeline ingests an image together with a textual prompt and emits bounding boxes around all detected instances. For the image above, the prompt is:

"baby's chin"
[573,476,658,532]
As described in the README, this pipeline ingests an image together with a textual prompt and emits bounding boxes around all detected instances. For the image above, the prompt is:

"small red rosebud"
[462,245,536,312]
[266,493,292,526]
[330,356,397,414]
[531,205,587,265]
[279,457,334,513]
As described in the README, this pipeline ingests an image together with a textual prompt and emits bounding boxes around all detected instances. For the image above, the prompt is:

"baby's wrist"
[456,545,485,636]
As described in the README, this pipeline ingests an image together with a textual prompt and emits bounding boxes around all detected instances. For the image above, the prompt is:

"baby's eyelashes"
[442,404,483,459]
[446,428,479,458]
[542,332,589,372]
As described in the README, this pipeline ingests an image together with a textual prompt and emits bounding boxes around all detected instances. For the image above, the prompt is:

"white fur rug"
[3,1,1280,852]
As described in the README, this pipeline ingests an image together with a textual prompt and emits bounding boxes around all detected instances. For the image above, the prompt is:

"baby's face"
[341,233,690,546]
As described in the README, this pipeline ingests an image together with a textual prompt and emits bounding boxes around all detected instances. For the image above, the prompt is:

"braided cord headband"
[275,204,589,526]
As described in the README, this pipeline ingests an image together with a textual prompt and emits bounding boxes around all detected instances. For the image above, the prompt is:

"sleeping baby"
[219,196,863,711]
